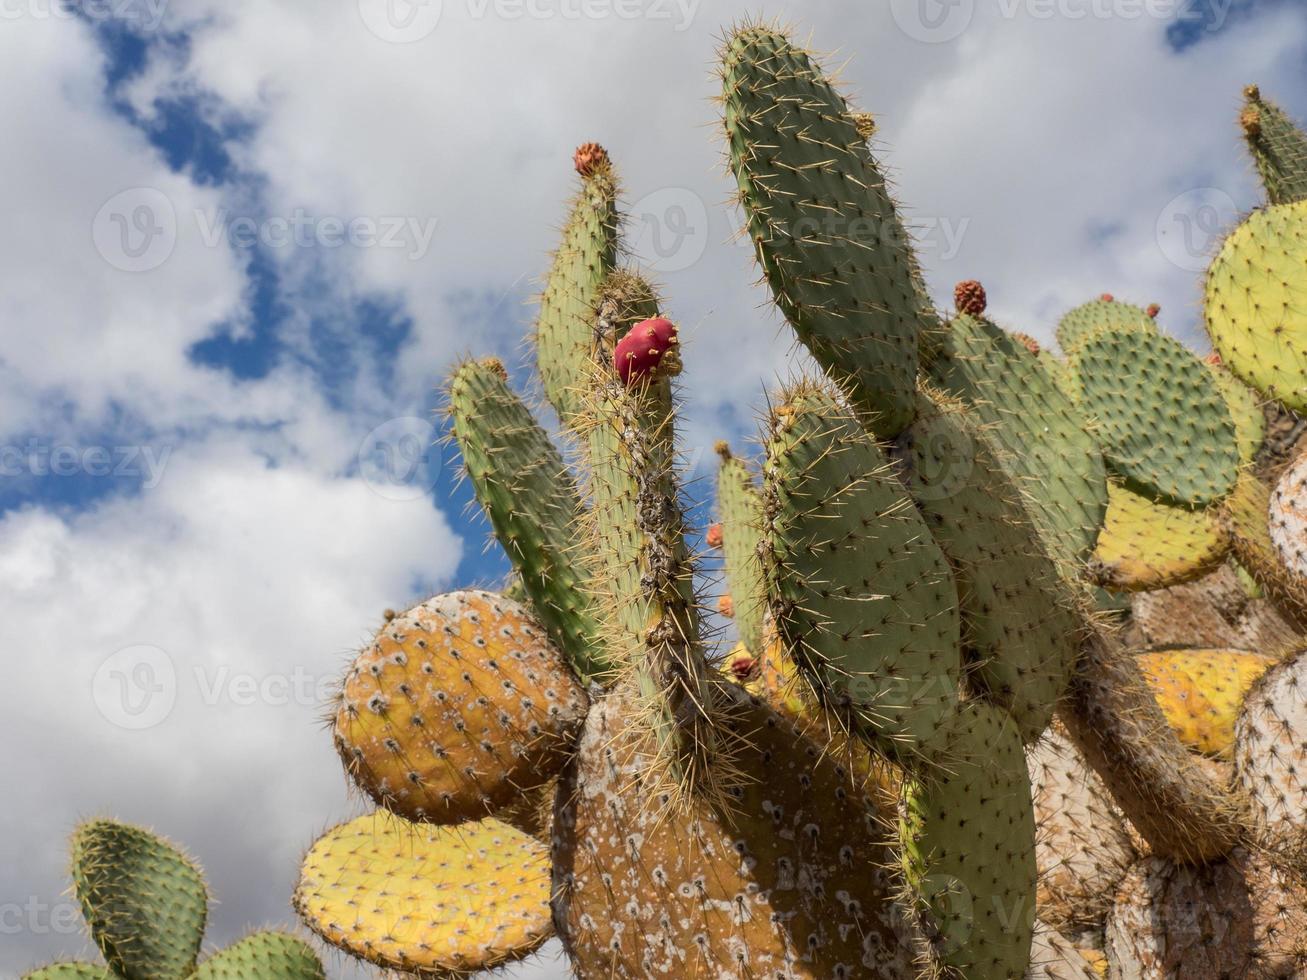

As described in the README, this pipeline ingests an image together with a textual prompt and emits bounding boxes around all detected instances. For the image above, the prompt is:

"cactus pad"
[714,443,766,655]
[1209,361,1267,465]
[1241,86,1307,206]
[552,681,920,979]
[70,820,208,980]
[1055,296,1156,356]
[899,701,1037,979]
[1235,649,1307,850]
[1071,325,1239,506]
[721,25,929,437]
[1091,482,1229,591]
[332,590,588,825]
[295,812,552,976]
[21,967,115,980]
[927,311,1107,574]
[1223,468,1307,622]
[1270,448,1307,579]
[1205,200,1307,413]
[191,933,324,980]
[1136,649,1275,758]
[896,390,1080,740]
[762,381,961,758]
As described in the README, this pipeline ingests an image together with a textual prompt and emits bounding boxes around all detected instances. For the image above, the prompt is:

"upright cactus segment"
[295,812,553,976]
[1070,325,1239,506]
[1241,85,1307,206]
[1205,200,1307,413]
[448,358,608,681]
[713,442,765,654]
[721,25,931,437]
[71,820,208,980]
[189,935,324,980]
[927,298,1107,573]
[535,145,621,429]
[1055,296,1155,356]
[331,591,589,825]
[1090,481,1229,592]
[762,381,962,758]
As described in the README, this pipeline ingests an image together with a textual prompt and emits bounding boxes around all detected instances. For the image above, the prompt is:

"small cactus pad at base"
[1105,850,1307,978]
[70,820,208,980]
[295,812,553,976]
[1071,325,1239,507]
[714,443,766,655]
[927,311,1107,574]
[1235,649,1307,851]
[1205,200,1307,413]
[1136,649,1275,758]
[332,591,588,825]
[1027,725,1136,932]
[896,390,1080,740]
[1270,447,1307,580]
[1055,296,1156,356]
[1241,87,1307,205]
[721,25,929,437]
[899,701,1038,980]
[1091,482,1229,592]
[762,382,962,758]
[551,682,921,979]
[190,933,324,980]
[21,967,116,980]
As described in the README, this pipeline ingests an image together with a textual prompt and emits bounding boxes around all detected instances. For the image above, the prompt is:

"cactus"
[1241,85,1307,206]
[295,812,553,976]
[1223,467,1307,624]
[25,820,322,980]
[713,442,766,655]
[1235,648,1307,852]
[1270,446,1307,579]
[1055,296,1156,356]
[331,590,588,826]
[1208,360,1267,465]
[1070,323,1239,506]
[721,26,933,437]
[1136,649,1275,758]
[1205,200,1307,413]
[1090,481,1229,591]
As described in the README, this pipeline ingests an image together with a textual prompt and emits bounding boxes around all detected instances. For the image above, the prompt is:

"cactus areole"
[613,316,680,384]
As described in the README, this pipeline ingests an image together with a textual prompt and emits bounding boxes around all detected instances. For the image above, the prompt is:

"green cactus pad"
[1242,86,1307,206]
[714,443,766,654]
[900,701,1037,979]
[1205,201,1307,413]
[191,933,324,980]
[1091,482,1229,592]
[762,381,961,758]
[1209,362,1267,465]
[896,390,1080,741]
[1071,325,1239,506]
[721,25,931,437]
[70,820,208,980]
[535,158,620,430]
[1055,297,1156,356]
[448,357,608,681]
[21,966,116,980]
[926,312,1108,574]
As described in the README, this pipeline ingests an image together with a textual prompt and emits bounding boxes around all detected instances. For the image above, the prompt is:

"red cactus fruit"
[718,594,735,619]
[728,653,758,682]
[613,317,680,385]
[706,523,724,549]
[1100,293,1115,302]
[954,280,987,316]
[1011,331,1041,356]
[1146,303,1161,319]
[573,142,610,178]
[1207,352,1223,366]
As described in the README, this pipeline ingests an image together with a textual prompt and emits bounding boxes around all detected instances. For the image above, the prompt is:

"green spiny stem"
[536,155,621,431]
[21,966,116,980]
[191,933,325,980]
[721,24,934,438]
[1242,85,1307,206]
[70,820,208,980]
[1055,296,1155,357]
[713,442,766,654]
[447,357,611,683]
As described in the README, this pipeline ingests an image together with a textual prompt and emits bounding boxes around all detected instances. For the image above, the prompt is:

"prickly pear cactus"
[1055,295,1156,356]
[1090,481,1229,592]
[1136,649,1275,757]
[189,934,323,980]
[1241,85,1307,206]
[713,442,766,655]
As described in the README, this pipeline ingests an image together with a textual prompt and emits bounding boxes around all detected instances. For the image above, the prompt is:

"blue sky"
[2,1,1306,977]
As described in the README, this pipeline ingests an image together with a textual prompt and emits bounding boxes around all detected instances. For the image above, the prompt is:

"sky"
[1,0,1304,977]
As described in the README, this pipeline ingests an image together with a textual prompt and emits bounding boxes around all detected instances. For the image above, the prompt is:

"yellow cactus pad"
[333,590,588,825]
[294,812,553,976]
[1092,482,1228,591]
[1136,649,1275,758]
